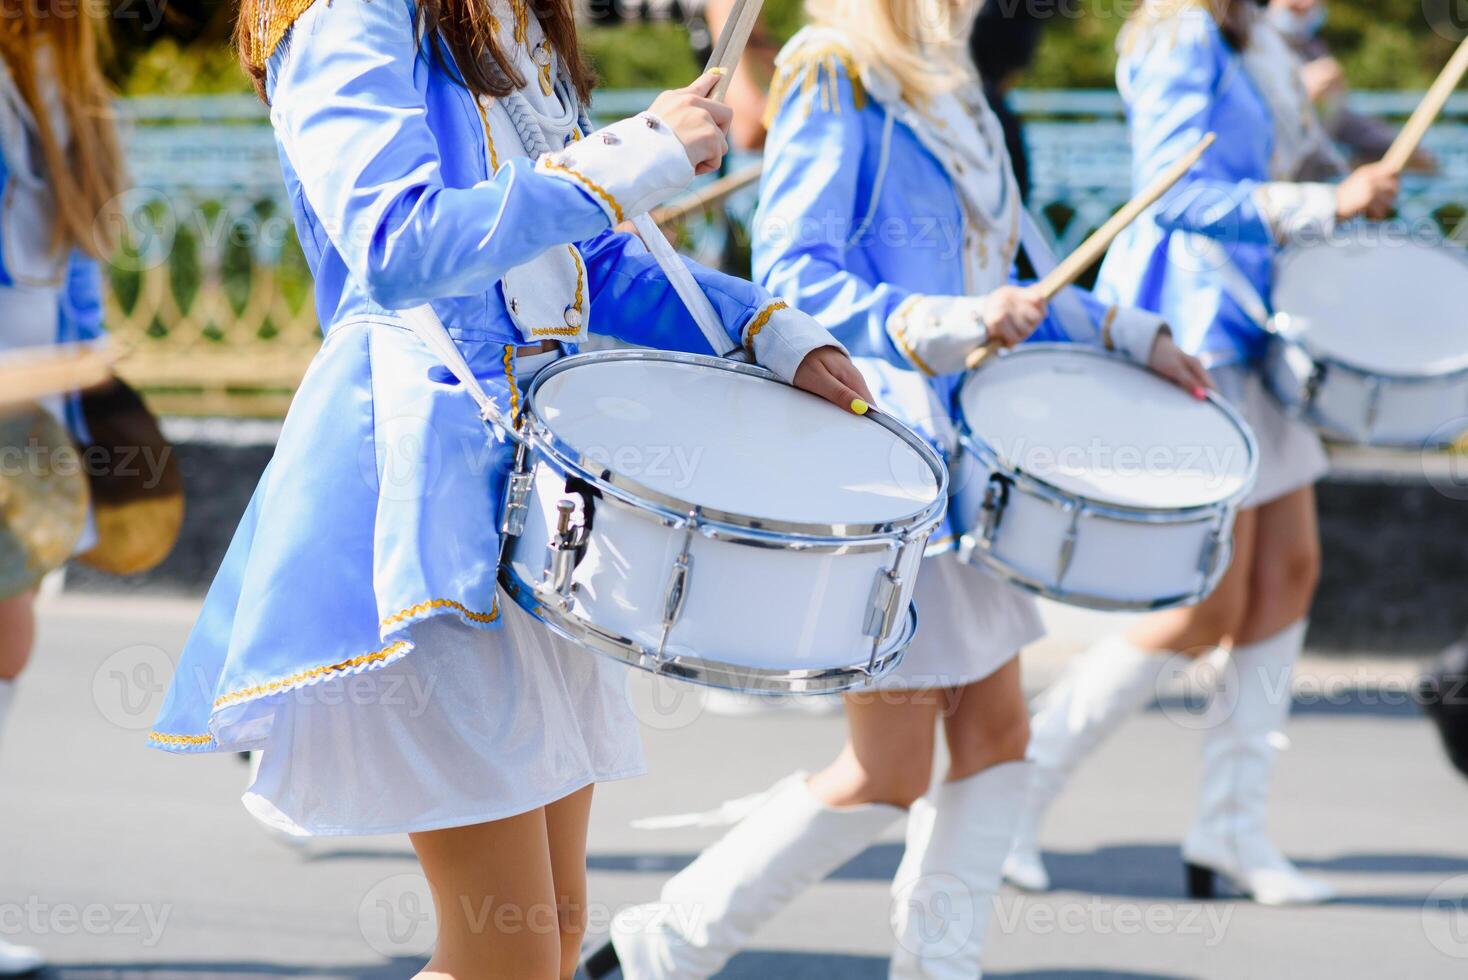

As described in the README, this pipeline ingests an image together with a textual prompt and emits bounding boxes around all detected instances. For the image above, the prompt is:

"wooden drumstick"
[964,132,1217,371]
[0,343,115,411]
[1382,34,1468,173]
[703,0,764,100]
[652,162,764,227]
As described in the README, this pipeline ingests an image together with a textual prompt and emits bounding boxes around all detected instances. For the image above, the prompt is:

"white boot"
[1004,637,1175,892]
[0,938,42,978]
[0,683,43,978]
[890,762,1030,980]
[1182,620,1335,906]
[610,773,902,979]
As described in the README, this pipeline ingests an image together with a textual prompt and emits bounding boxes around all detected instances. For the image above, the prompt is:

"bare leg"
[0,592,36,681]
[1237,486,1320,645]
[808,688,943,809]
[942,656,1030,783]
[545,785,595,980]
[411,810,561,980]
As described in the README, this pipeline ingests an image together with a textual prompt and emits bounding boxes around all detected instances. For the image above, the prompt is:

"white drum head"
[533,356,940,524]
[960,347,1253,510]
[1274,240,1468,376]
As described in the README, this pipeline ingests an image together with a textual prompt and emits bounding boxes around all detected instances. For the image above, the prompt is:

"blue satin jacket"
[1096,9,1292,366]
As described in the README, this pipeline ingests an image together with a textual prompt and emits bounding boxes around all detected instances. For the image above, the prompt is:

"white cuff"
[743,301,845,384]
[1101,304,1170,364]
[1253,182,1337,245]
[535,113,695,224]
[885,295,989,377]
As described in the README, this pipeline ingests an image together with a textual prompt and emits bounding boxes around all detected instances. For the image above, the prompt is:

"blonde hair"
[0,1,126,259]
[1123,0,1250,52]
[802,0,981,105]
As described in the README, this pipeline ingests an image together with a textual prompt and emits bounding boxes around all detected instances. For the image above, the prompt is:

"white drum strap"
[631,211,738,357]
[399,304,522,444]
[1180,232,1272,330]
[1018,210,1098,344]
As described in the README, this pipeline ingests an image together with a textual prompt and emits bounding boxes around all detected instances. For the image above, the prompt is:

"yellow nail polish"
[850,398,869,415]
[708,67,727,76]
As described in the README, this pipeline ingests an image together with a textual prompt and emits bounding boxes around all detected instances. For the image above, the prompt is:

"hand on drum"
[650,72,734,176]
[984,285,1048,348]
[793,346,877,415]
[1147,330,1213,400]
[1335,162,1400,222]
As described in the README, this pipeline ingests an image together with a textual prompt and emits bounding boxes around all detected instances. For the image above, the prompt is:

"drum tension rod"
[545,499,587,606]
[653,509,699,667]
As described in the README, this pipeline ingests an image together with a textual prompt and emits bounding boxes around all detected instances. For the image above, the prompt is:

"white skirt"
[1213,365,1329,508]
[243,593,646,837]
[880,552,1044,690]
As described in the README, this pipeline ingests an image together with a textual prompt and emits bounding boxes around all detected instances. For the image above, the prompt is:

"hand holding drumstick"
[964,132,1218,372]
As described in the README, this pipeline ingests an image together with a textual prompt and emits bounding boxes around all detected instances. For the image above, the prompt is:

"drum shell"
[949,345,1254,612]
[951,447,1233,610]
[1265,334,1468,448]
[501,445,927,690]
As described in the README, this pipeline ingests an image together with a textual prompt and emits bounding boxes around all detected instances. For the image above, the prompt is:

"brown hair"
[0,0,126,259]
[237,0,595,106]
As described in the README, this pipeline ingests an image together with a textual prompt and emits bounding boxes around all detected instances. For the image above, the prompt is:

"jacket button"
[600,132,619,145]
[644,116,659,130]
[564,306,583,329]
[509,298,520,315]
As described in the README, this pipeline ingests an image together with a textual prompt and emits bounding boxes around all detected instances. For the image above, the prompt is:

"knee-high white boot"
[889,762,1030,980]
[1182,621,1335,906]
[1003,637,1175,892]
[0,681,44,977]
[608,773,903,979]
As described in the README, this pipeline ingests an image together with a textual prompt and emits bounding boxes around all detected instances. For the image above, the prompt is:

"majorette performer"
[589,0,1212,975]
[146,0,872,975]
[1005,0,1399,906]
[0,7,123,974]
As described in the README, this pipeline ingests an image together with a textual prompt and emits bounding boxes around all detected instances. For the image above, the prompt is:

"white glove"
[885,295,990,376]
[741,301,848,384]
[1100,303,1170,364]
[535,113,695,224]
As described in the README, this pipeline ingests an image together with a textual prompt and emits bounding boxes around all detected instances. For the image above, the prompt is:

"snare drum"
[1266,238,1468,447]
[498,350,947,694]
[951,345,1257,611]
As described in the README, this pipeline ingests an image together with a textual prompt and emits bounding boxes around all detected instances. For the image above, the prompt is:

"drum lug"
[1304,361,1328,410]
[1363,376,1383,438]
[662,553,693,632]
[654,512,700,664]
[978,473,1011,546]
[1055,506,1080,587]
[501,470,534,538]
[544,500,586,604]
[863,568,903,640]
[1197,528,1222,577]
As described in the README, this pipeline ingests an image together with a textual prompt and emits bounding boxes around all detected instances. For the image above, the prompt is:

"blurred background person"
[0,1,124,974]
[970,0,1048,201]
[1267,0,1435,171]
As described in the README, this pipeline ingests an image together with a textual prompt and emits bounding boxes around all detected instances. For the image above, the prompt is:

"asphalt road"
[4,592,1467,979]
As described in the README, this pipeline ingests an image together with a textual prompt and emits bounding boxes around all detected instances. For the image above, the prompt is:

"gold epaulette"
[763,40,866,129]
[239,0,324,73]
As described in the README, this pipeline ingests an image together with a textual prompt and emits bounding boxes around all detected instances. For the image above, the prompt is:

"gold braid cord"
[240,0,327,73]
[762,41,866,129]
